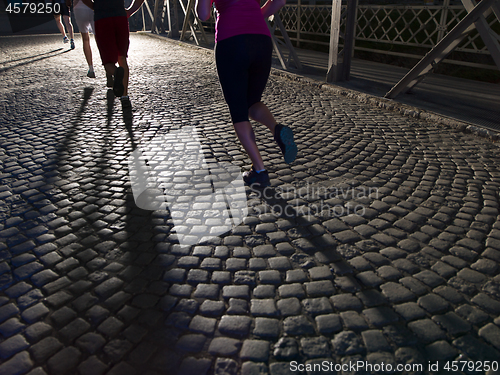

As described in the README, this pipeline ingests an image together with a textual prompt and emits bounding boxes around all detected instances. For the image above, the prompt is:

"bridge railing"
[130,0,499,71]
[277,1,499,70]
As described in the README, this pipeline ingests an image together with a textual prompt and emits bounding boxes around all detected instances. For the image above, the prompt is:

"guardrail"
[278,1,499,70]
[129,0,499,70]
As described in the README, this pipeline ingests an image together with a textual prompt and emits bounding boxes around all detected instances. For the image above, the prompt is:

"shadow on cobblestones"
[0,49,68,74]
[121,101,138,152]
[45,87,94,185]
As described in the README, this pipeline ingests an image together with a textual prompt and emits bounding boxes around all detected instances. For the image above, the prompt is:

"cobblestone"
[240,340,270,361]
[176,334,207,352]
[218,315,252,336]
[362,330,391,352]
[0,334,30,360]
[253,317,281,339]
[331,331,364,355]
[363,306,399,327]
[1,32,500,374]
[408,319,447,343]
[0,351,33,375]
[393,302,426,321]
[380,282,416,303]
[478,323,500,350]
[283,316,315,335]
[208,337,241,356]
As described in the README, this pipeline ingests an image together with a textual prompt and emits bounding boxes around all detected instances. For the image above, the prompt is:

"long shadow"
[59,87,94,149]
[40,85,176,372]
[0,48,70,74]
[87,95,183,373]
[106,89,114,124]
[0,48,64,66]
[121,101,138,151]
[117,112,258,373]
[42,87,94,187]
[124,112,192,373]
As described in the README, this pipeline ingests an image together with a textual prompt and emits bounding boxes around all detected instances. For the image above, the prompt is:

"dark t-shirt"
[93,0,127,21]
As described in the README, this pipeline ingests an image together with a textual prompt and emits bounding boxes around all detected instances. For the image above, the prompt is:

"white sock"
[120,95,129,100]
[88,65,94,72]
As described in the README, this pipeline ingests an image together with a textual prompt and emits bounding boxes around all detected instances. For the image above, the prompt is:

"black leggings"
[215,34,273,124]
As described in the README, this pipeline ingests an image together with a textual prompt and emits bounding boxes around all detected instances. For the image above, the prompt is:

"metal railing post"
[438,0,450,42]
[341,0,358,81]
[152,0,161,33]
[142,6,146,31]
[297,0,301,48]
[327,0,342,82]
[167,0,180,38]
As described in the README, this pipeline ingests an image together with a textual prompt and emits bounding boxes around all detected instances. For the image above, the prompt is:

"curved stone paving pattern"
[1,34,500,375]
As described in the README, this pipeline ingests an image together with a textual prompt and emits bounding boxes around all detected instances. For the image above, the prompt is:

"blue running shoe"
[274,124,297,164]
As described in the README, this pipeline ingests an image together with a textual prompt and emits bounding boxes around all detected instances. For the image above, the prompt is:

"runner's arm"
[126,0,145,18]
[81,0,93,10]
[261,0,286,18]
[196,0,212,21]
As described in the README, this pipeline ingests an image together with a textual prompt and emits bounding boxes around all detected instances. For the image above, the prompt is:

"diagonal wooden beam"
[145,0,156,32]
[267,14,302,71]
[267,16,289,70]
[180,0,195,41]
[179,0,209,45]
[385,0,496,99]
[275,13,302,70]
[462,0,500,70]
[152,0,164,34]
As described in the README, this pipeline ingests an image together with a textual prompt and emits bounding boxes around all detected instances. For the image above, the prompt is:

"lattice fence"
[278,2,500,68]
[130,1,499,69]
[279,4,346,47]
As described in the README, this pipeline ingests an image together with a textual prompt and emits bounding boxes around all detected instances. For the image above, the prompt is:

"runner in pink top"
[213,0,270,42]
[196,0,298,188]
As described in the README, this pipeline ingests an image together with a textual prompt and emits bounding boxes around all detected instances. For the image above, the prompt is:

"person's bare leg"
[117,56,129,96]
[54,15,66,38]
[104,63,115,88]
[234,121,265,171]
[249,101,277,134]
[250,100,297,164]
[81,32,92,66]
[62,15,74,40]
[104,63,116,77]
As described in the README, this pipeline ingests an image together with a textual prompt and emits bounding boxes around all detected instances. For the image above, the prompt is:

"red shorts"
[95,16,129,66]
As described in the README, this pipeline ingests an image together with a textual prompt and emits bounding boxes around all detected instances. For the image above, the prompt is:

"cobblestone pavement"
[1,33,500,375]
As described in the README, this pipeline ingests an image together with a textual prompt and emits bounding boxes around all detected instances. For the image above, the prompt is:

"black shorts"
[215,34,272,124]
[52,1,70,16]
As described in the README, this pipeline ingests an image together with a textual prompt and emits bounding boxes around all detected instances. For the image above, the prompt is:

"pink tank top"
[213,0,271,42]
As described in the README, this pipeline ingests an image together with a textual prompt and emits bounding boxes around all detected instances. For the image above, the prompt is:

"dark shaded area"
[2,0,55,33]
